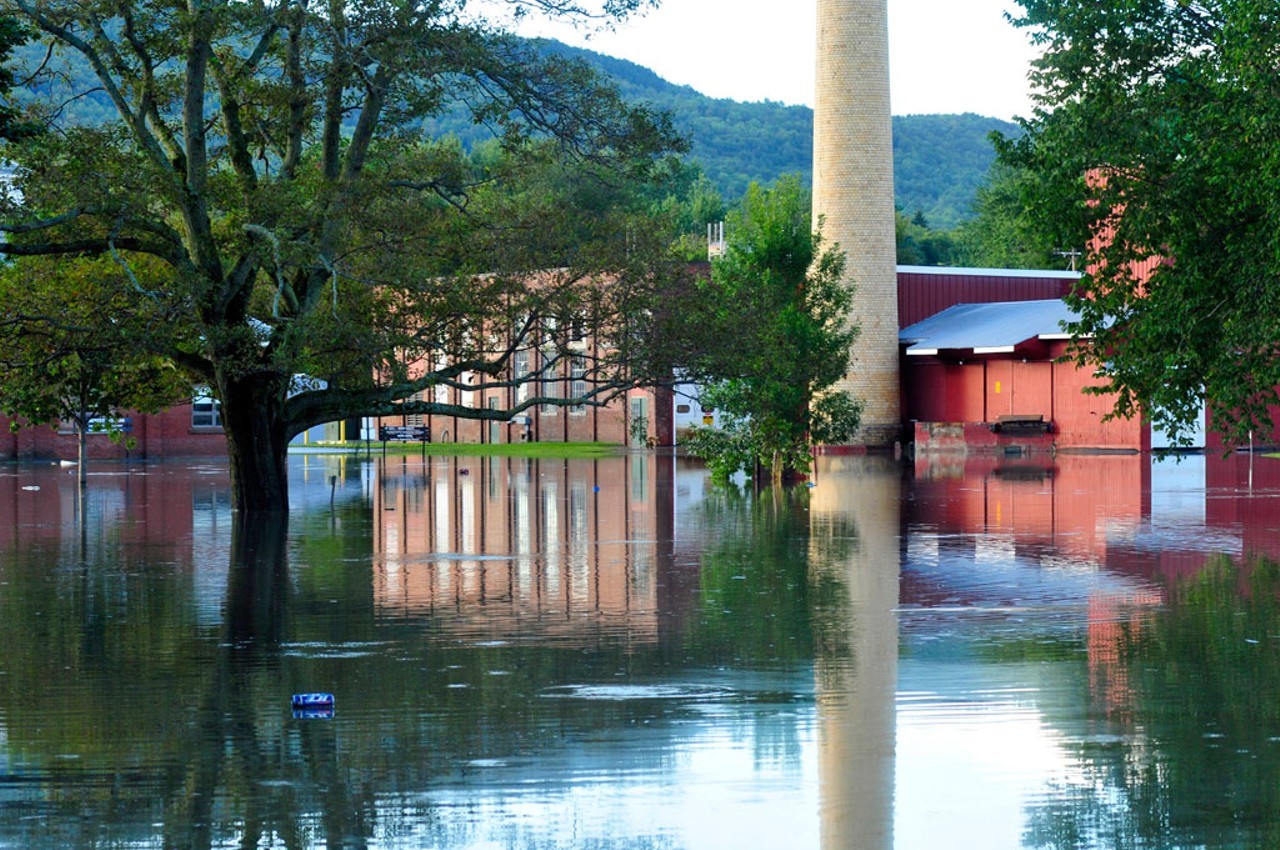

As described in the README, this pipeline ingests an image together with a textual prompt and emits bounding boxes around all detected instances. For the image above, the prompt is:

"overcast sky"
[518,0,1042,121]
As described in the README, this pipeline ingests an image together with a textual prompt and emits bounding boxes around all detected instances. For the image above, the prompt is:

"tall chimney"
[813,0,900,447]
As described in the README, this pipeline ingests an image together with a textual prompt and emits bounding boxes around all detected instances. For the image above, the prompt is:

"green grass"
[296,440,626,459]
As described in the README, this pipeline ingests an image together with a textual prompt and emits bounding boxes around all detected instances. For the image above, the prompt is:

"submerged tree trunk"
[218,372,292,514]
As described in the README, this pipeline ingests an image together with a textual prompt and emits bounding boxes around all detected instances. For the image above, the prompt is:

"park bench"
[991,414,1052,435]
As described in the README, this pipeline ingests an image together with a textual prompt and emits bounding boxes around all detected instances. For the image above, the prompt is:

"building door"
[629,397,648,446]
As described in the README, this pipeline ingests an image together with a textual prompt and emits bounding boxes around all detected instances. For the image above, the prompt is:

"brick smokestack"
[813,0,900,447]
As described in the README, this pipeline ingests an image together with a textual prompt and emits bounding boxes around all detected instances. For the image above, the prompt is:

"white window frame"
[570,356,588,415]
[192,389,223,429]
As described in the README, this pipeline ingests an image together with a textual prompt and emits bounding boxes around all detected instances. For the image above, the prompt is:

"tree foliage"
[1026,555,1280,849]
[0,0,684,510]
[0,256,191,479]
[680,176,860,484]
[895,206,958,266]
[642,157,726,262]
[952,161,1065,270]
[1003,0,1280,446]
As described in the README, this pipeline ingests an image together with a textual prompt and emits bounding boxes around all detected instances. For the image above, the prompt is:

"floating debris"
[292,692,334,707]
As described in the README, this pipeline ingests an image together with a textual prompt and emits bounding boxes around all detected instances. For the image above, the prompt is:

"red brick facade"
[0,402,228,462]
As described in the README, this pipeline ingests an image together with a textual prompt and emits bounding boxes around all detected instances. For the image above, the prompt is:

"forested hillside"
[12,36,1014,228]
[547,42,1020,229]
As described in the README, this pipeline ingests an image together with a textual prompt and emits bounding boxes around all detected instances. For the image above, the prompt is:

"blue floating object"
[291,692,335,709]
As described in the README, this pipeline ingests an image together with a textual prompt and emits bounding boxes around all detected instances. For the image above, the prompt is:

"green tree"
[1002,0,1280,446]
[681,176,861,485]
[895,205,959,266]
[953,161,1063,270]
[0,256,190,484]
[1025,556,1280,849]
[0,0,683,512]
[643,157,727,262]
[0,15,35,140]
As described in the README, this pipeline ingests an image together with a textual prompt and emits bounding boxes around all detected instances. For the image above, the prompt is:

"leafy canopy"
[0,0,685,509]
[1003,0,1280,446]
[681,175,860,483]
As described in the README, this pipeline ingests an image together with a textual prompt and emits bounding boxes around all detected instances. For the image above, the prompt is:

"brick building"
[0,401,228,462]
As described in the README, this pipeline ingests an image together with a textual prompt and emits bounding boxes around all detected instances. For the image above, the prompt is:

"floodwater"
[1,450,1279,849]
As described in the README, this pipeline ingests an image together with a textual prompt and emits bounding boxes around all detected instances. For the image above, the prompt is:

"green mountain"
[543,42,1020,230]
[13,35,1014,229]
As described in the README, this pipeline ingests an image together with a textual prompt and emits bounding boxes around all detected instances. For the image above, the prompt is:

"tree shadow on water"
[1024,556,1280,850]
[173,513,373,850]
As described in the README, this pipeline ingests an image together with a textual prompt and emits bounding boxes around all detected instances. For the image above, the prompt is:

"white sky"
[518,0,1041,121]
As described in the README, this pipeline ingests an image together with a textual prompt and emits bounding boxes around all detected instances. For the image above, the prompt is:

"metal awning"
[899,299,1082,356]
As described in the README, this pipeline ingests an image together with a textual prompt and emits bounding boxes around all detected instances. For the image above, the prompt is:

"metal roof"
[900,299,1081,355]
[896,265,1082,280]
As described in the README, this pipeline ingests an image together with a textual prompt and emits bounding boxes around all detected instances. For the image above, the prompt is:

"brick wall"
[0,403,228,461]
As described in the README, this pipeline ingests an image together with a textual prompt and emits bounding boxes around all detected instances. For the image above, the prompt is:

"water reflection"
[809,456,902,850]
[2,451,1280,847]
[903,451,1280,850]
[370,455,673,647]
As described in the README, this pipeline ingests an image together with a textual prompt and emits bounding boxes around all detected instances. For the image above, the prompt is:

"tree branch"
[10,1,173,172]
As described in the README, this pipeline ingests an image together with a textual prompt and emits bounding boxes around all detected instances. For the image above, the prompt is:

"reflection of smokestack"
[809,455,900,850]
[814,0,900,446]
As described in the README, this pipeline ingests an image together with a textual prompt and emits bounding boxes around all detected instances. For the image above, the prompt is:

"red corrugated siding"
[897,271,1075,328]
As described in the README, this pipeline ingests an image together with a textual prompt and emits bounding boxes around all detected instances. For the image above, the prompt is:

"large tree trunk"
[218,372,292,513]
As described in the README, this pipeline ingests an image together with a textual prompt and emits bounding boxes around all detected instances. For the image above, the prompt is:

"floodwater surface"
[1,451,1279,848]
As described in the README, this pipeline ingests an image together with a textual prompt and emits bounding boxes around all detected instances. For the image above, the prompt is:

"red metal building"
[896,265,1076,327]
[900,296,1147,453]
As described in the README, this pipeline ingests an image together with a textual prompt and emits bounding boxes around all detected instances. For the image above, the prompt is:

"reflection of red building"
[910,452,1280,586]
[908,452,1280,719]
[910,452,1149,571]
[0,461,226,567]
[370,454,686,645]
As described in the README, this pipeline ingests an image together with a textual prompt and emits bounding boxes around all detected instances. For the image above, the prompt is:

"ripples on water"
[1,452,1280,848]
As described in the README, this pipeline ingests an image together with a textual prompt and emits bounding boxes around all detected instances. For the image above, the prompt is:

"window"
[514,350,531,403]
[433,356,450,407]
[541,364,561,415]
[461,372,475,408]
[570,357,588,414]
[406,390,426,428]
[192,390,222,429]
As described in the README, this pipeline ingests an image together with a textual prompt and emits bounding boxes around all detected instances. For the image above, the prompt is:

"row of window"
[188,357,591,431]
[513,354,589,414]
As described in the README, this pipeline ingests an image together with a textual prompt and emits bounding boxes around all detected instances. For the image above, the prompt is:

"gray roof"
[900,299,1080,355]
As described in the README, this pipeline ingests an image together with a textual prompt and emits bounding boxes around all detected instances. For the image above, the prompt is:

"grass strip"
[297,441,625,459]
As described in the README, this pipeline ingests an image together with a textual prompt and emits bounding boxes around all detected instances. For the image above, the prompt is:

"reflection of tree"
[0,463,862,848]
[0,504,376,848]
[692,488,855,669]
[1026,556,1280,850]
